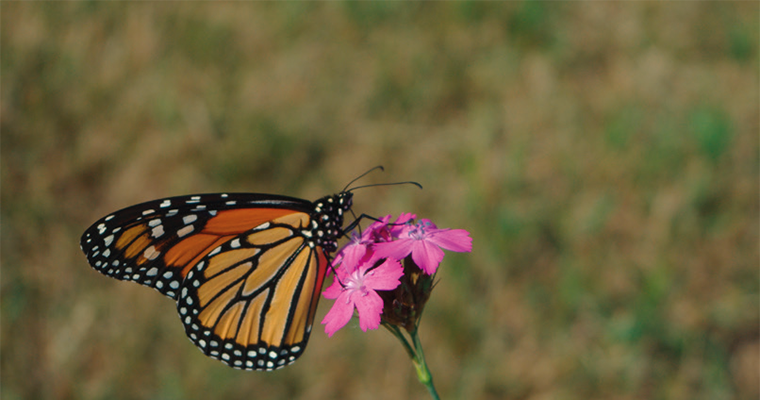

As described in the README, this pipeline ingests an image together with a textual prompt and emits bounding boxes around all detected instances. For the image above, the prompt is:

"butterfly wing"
[80,192,338,370]
[80,193,313,299]
[177,210,328,370]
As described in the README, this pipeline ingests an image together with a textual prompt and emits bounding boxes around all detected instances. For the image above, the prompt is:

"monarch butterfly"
[80,189,354,371]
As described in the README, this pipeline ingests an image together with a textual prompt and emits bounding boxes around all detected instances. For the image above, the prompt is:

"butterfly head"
[310,191,353,252]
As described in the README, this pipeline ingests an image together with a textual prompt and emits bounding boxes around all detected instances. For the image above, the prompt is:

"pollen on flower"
[407,221,429,240]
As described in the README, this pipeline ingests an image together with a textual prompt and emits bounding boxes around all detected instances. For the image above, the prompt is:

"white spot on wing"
[143,246,160,260]
[177,225,194,237]
[151,225,165,238]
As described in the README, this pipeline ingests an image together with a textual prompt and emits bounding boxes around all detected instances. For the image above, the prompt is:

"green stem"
[410,328,439,400]
[383,324,416,360]
[383,323,440,400]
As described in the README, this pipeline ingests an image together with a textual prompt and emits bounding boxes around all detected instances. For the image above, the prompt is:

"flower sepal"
[378,256,436,333]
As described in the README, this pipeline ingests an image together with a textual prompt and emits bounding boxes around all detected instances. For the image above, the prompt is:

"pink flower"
[373,219,472,275]
[321,258,404,337]
[322,214,472,336]
[332,216,391,269]
[386,212,416,237]
[332,214,417,269]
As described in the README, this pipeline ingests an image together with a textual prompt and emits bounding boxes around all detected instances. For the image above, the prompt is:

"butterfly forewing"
[80,193,312,299]
[80,191,352,371]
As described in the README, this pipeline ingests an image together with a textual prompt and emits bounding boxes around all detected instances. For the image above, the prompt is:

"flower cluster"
[321,214,472,336]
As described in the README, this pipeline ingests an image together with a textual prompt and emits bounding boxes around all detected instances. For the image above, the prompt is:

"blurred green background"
[2,2,757,400]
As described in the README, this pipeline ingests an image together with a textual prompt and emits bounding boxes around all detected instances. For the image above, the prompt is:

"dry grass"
[2,3,758,400]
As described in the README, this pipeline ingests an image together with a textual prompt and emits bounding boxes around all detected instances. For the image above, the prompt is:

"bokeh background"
[2,3,757,400]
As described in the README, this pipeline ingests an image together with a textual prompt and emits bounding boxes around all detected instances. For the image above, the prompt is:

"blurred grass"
[1,2,758,400]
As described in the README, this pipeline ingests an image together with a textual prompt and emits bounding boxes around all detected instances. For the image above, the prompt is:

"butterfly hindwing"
[177,211,329,370]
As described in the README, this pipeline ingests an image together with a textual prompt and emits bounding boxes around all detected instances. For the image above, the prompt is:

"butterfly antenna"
[342,166,385,192]
[347,181,423,192]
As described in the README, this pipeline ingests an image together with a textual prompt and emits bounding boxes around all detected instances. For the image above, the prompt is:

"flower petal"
[364,259,404,291]
[321,291,355,337]
[373,238,415,261]
[411,239,445,275]
[322,282,342,299]
[362,215,391,241]
[389,213,417,236]
[428,229,472,253]
[341,242,369,272]
[354,290,384,332]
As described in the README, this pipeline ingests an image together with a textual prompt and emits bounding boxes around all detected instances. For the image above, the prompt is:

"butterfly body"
[80,191,353,370]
